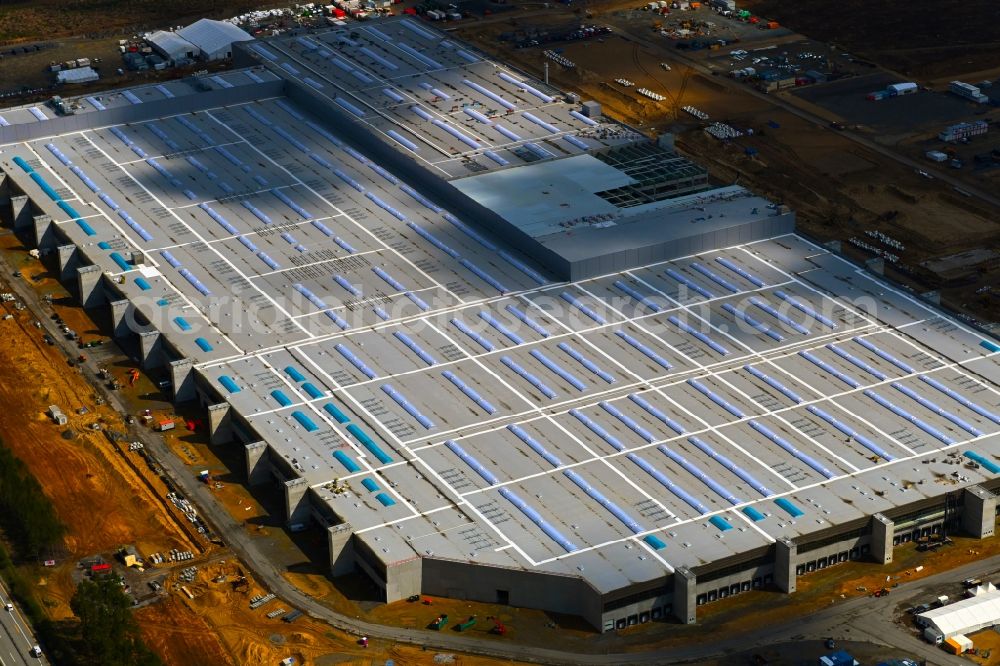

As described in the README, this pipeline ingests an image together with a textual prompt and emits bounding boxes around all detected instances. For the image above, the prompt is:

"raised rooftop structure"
[1,17,998,633]
[231,19,792,279]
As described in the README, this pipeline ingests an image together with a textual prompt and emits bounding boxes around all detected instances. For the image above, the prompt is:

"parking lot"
[794,73,992,134]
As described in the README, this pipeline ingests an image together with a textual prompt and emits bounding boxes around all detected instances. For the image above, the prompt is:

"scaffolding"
[592,142,709,208]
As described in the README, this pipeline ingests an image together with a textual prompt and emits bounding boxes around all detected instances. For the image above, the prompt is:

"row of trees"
[71,578,162,666]
[0,444,65,559]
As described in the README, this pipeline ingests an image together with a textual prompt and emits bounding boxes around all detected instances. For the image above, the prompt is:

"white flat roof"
[451,154,627,237]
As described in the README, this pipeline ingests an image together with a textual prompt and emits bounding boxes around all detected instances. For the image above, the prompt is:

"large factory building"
[1,18,998,632]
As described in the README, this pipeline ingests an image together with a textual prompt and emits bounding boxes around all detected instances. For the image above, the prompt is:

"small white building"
[47,405,67,425]
[57,67,99,84]
[147,30,198,65]
[176,19,253,61]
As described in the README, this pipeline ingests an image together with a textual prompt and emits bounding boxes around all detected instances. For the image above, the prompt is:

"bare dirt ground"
[0,0,269,44]
[739,0,1000,79]
[148,560,535,666]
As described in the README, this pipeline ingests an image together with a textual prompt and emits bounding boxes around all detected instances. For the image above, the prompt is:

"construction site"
[450,0,1000,327]
[0,3,998,665]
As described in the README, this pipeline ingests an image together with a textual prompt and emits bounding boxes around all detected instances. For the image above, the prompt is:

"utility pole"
[544,61,549,85]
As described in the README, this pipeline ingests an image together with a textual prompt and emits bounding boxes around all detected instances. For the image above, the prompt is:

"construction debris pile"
[637,87,666,101]
[863,229,906,251]
[544,50,576,68]
[849,236,900,264]
[250,593,277,610]
[705,122,743,140]
[683,105,709,119]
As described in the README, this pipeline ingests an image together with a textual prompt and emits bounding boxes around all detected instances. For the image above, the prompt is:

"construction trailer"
[47,405,67,425]
[939,120,988,143]
[950,80,990,104]
[818,652,860,666]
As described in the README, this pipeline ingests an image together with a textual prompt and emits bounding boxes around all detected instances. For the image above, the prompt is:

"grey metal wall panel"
[567,212,797,280]
[422,557,603,627]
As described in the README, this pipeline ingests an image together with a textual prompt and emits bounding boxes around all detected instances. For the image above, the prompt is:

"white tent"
[176,19,253,61]
[918,585,1000,638]
[147,30,197,64]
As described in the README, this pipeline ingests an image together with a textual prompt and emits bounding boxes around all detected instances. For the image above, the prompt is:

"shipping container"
[950,80,990,104]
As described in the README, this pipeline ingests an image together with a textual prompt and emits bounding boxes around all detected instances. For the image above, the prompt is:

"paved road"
[0,580,43,666]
